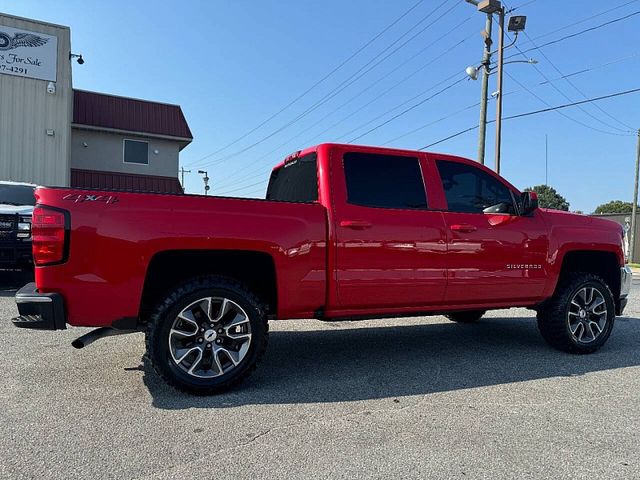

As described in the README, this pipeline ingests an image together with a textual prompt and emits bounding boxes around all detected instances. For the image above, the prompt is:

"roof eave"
[71,123,193,146]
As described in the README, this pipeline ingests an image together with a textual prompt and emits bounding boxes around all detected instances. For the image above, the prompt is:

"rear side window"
[266,153,318,203]
[343,152,427,209]
[436,160,515,214]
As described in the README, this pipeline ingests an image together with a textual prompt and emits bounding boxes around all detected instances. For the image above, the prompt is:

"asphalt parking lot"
[1,270,639,479]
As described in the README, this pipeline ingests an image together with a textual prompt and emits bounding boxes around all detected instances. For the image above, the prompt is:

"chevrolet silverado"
[12,143,632,394]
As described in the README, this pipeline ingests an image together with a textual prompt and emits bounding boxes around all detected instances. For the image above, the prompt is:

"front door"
[434,158,549,305]
[331,148,447,311]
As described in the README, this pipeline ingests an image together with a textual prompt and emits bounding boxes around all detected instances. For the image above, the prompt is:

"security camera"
[69,53,85,65]
[46,82,56,94]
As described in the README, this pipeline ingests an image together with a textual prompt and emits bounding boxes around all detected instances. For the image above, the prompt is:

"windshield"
[0,184,36,206]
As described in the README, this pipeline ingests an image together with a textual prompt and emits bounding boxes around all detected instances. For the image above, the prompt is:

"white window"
[123,139,149,165]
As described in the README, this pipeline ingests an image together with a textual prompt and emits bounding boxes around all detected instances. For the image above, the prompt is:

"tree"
[524,185,569,211]
[593,200,636,214]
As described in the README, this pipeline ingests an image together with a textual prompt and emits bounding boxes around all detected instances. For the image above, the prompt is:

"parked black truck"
[0,181,35,270]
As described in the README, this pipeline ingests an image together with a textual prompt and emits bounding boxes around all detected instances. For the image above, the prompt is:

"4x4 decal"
[62,193,119,204]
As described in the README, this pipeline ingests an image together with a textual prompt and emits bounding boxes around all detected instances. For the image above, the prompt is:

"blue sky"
[5,0,640,212]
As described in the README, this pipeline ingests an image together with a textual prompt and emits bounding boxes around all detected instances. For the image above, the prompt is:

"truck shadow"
[143,315,640,409]
[0,270,33,297]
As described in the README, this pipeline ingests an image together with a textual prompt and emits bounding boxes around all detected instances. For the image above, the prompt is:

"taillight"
[32,206,69,266]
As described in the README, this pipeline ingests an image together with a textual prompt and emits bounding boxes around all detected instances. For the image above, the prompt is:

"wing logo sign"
[0,31,48,51]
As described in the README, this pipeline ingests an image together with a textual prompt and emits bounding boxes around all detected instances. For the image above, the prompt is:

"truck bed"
[34,188,328,326]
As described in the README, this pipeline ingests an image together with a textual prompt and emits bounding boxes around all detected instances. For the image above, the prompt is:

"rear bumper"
[618,266,632,315]
[12,282,66,330]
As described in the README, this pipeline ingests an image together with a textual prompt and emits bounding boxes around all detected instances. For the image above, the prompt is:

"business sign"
[0,25,57,81]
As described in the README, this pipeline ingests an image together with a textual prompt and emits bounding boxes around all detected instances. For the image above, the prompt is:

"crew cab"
[0,181,35,270]
[12,143,631,394]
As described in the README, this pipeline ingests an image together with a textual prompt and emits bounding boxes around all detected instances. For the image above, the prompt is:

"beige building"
[0,13,72,187]
[0,12,192,193]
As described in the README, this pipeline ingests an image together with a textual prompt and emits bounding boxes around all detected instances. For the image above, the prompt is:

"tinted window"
[436,160,515,214]
[0,184,35,206]
[266,153,318,203]
[123,139,149,165]
[343,152,427,209]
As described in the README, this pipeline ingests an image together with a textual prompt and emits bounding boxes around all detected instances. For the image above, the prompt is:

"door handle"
[450,224,477,233]
[340,220,373,229]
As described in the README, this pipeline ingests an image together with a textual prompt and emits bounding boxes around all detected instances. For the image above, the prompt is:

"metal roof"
[72,90,193,142]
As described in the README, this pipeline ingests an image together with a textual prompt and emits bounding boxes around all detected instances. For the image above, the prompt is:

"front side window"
[266,153,318,203]
[436,160,515,214]
[343,152,427,209]
[123,139,149,165]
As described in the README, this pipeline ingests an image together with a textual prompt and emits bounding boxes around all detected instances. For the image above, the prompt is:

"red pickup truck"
[13,143,631,394]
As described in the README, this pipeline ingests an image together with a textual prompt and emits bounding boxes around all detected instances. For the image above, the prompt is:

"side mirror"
[520,191,538,215]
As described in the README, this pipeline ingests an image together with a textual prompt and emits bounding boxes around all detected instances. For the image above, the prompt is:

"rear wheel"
[446,310,486,323]
[146,276,268,394]
[537,273,615,354]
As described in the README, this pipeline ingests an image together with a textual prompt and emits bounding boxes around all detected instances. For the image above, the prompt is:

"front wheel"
[146,276,268,394]
[537,273,615,354]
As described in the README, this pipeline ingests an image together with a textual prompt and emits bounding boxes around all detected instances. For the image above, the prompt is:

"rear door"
[331,147,447,311]
[433,157,549,305]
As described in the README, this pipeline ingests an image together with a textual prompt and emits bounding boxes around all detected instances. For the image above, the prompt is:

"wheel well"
[139,250,277,321]
[559,250,620,298]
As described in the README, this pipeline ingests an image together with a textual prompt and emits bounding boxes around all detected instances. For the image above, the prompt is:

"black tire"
[537,272,615,354]
[446,310,486,323]
[145,275,268,395]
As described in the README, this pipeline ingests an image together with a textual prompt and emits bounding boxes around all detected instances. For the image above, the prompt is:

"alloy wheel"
[567,286,608,344]
[168,297,252,378]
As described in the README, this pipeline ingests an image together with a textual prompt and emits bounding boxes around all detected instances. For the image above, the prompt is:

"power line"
[185,0,427,165]
[383,47,640,147]
[505,88,640,120]
[506,71,632,136]
[521,0,640,43]
[537,53,640,85]
[347,76,467,142]
[505,10,640,60]
[284,25,474,148]
[334,70,463,141]
[521,30,635,132]
[216,44,638,191]
[195,1,640,182]
[221,87,640,196]
[214,70,461,191]
[216,70,469,192]
[214,23,476,191]
[191,0,459,169]
[509,0,538,11]
[382,102,479,145]
[505,33,632,135]
[209,3,640,192]
[420,87,640,150]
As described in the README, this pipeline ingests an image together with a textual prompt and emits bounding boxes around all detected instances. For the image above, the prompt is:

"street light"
[197,170,210,195]
[465,58,537,80]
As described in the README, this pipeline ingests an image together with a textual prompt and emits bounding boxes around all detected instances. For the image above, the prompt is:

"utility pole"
[467,1,527,171]
[477,14,493,165]
[179,167,191,189]
[494,5,506,174]
[631,128,640,263]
